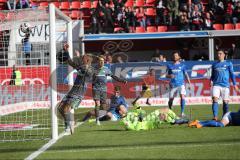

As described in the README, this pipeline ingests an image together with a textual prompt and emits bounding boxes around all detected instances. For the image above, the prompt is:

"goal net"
[0,4,72,141]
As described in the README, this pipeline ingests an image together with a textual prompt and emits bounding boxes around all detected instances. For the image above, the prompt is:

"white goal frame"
[49,3,73,140]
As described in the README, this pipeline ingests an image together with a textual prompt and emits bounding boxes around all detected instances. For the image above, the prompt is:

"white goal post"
[49,3,73,140]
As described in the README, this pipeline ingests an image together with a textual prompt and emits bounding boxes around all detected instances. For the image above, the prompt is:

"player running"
[189,109,240,128]
[166,51,191,117]
[57,44,94,135]
[92,55,127,125]
[210,50,239,120]
[132,68,156,106]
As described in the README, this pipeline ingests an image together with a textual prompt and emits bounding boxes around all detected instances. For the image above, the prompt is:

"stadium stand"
[135,26,145,33]
[157,25,167,32]
[224,23,235,30]
[213,24,224,30]
[71,1,81,10]
[236,23,240,30]
[1,0,240,33]
[59,1,70,10]
[147,26,157,32]
[135,0,144,8]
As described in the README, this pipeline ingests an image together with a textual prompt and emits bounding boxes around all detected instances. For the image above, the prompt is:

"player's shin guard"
[212,102,219,119]
[180,99,185,115]
[168,99,173,109]
[200,120,224,127]
[223,102,229,116]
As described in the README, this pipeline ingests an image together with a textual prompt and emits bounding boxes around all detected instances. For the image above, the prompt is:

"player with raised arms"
[57,43,94,135]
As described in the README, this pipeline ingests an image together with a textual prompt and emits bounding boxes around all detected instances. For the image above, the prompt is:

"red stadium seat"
[91,1,98,9]
[235,23,240,30]
[145,8,156,16]
[70,10,81,20]
[224,23,234,30]
[147,26,157,32]
[135,0,144,7]
[60,2,70,10]
[157,26,167,32]
[125,0,134,7]
[71,1,81,10]
[135,26,145,33]
[39,2,48,8]
[213,24,223,30]
[81,1,91,9]
[145,0,156,7]
[52,2,60,8]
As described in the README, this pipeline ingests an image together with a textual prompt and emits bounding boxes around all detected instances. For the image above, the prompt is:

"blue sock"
[181,99,185,114]
[199,120,224,127]
[212,102,219,118]
[223,102,229,115]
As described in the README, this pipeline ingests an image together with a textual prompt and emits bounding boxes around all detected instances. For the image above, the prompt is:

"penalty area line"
[24,122,83,160]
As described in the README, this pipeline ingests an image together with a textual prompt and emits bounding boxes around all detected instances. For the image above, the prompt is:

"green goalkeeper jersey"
[121,108,179,131]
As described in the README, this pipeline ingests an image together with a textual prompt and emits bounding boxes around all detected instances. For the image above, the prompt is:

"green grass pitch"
[0,104,240,160]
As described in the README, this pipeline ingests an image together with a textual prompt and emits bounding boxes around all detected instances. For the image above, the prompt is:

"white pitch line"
[24,122,83,160]
[44,141,240,154]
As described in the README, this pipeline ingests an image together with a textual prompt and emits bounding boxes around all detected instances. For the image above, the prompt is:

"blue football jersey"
[211,60,236,87]
[167,62,187,87]
[109,95,128,111]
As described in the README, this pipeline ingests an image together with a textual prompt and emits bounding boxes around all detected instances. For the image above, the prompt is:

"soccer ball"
[20,23,31,33]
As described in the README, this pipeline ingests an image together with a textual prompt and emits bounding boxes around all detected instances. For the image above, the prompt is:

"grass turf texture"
[0,104,240,160]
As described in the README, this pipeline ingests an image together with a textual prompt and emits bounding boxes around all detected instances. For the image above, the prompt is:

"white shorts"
[169,85,186,98]
[222,112,231,124]
[110,113,120,121]
[212,86,230,101]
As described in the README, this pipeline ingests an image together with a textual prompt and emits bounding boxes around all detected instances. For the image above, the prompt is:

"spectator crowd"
[1,0,240,34]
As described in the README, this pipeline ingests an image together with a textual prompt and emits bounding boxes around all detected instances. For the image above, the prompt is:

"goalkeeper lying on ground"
[121,106,189,131]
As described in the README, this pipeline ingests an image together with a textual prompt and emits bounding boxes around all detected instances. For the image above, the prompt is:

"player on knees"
[100,86,128,121]
[57,43,94,134]
[210,50,239,121]
[189,109,240,128]
[92,55,127,125]
[132,68,156,106]
[166,51,191,117]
